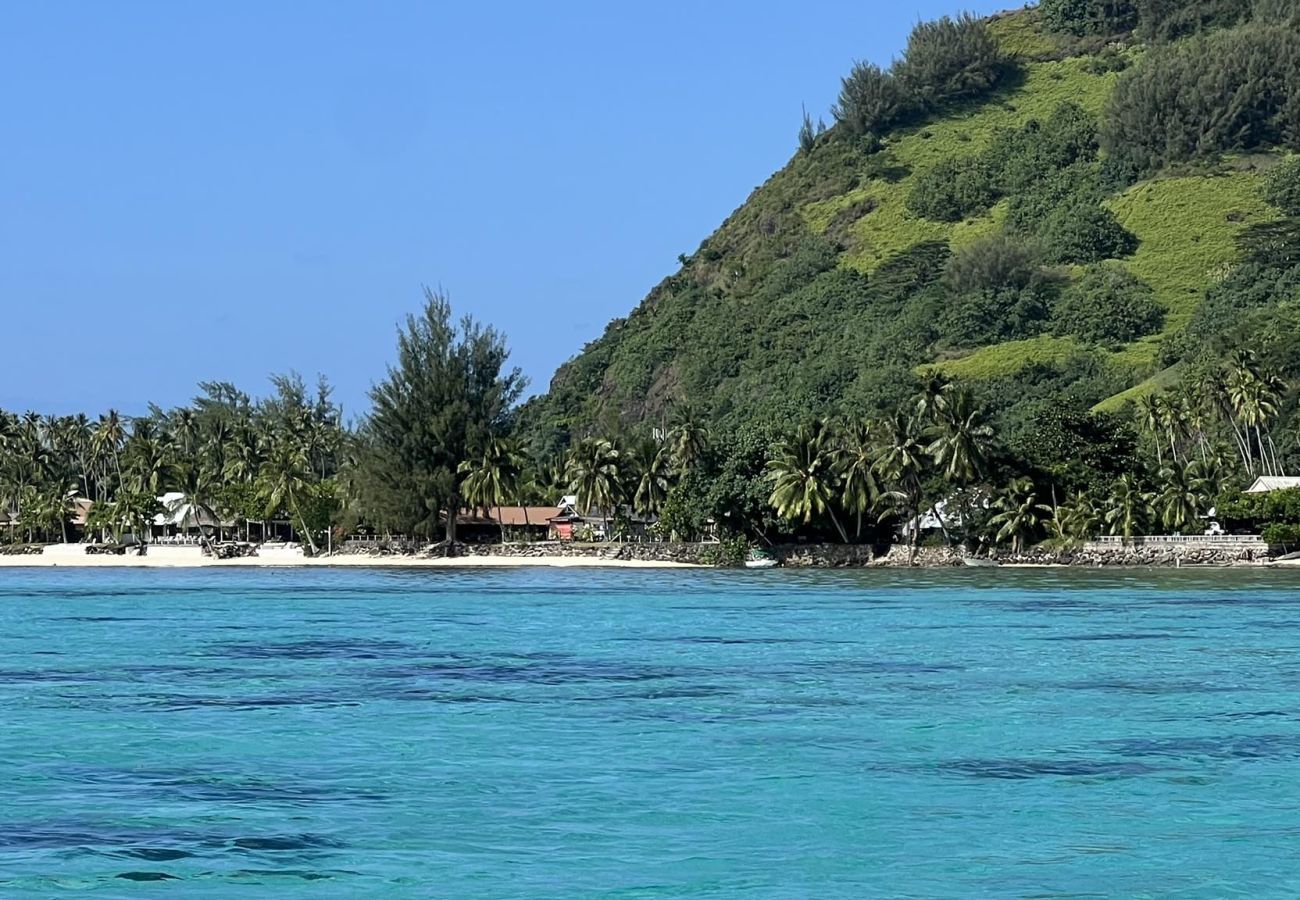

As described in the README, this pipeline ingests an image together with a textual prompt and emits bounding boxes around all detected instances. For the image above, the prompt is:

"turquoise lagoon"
[3,567,1300,897]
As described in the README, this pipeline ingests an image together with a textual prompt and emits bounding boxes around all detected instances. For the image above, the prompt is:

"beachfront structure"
[456,506,556,543]
[1244,476,1300,494]
[546,495,658,542]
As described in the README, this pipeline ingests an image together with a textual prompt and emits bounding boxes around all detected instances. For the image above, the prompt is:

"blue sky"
[2,1,1008,417]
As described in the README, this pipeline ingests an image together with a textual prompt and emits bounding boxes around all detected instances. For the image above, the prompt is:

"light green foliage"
[927,336,1086,380]
[833,59,1119,272]
[1106,171,1280,327]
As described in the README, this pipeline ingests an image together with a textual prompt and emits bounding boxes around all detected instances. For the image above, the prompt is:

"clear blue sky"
[2,1,1008,418]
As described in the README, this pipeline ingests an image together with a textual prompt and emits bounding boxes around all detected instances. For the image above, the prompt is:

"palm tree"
[565,437,622,539]
[1136,394,1166,467]
[458,437,524,544]
[170,461,221,551]
[1104,474,1153,544]
[1154,462,1200,533]
[257,438,322,554]
[666,407,709,477]
[914,374,954,425]
[926,388,992,486]
[987,478,1052,553]
[1054,491,1102,541]
[629,438,671,519]
[766,420,848,542]
[875,410,929,560]
[833,420,879,540]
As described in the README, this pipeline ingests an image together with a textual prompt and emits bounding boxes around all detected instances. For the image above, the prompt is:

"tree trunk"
[497,503,506,545]
[826,506,849,544]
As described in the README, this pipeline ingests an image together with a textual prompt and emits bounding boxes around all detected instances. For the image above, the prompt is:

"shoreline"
[0,553,704,570]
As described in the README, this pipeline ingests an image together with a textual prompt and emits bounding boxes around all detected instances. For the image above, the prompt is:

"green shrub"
[1041,201,1138,264]
[1136,0,1251,41]
[1007,162,1103,231]
[941,286,1053,347]
[1264,157,1300,215]
[1102,22,1300,175]
[1263,522,1300,545]
[906,156,997,222]
[1041,0,1138,34]
[986,103,1100,195]
[895,14,1012,110]
[833,62,908,137]
[943,232,1043,295]
[1052,265,1164,346]
[940,234,1055,346]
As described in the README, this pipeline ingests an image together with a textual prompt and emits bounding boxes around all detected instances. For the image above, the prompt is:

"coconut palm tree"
[458,437,524,544]
[565,437,622,539]
[987,478,1052,553]
[1154,462,1200,533]
[926,389,993,486]
[1136,394,1166,468]
[1104,474,1153,544]
[914,374,954,425]
[666,407,709,477]
[257,437,321,554]
[875,410,929,559]
[833,420,879,540]
[629,438,671,519]
[1054,491,1103,540]
[766,420,847,542]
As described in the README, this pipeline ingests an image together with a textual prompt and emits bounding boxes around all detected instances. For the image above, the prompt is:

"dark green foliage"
[1136,0,1252,41]
[798,106,827,153]
[1040,0,1138,34]
[906,156,997,221]
[986,103,1099,194]
[833,14,1014,141]
[833,62,908,137]
[1052,265,1164,346]
[1006,162,1102,232]
[1040,201,1138,264]
[908,104,1101,225]
[895,14,1012,110]
[939,234,1056,346]
[1102,22,1300,175]
[355,289,525,540]
[1008,407,1141,496]
[941,232,1043,296]
[942,286,1054,347]
[1264,157,1300,214]
[1169,218,1300,362]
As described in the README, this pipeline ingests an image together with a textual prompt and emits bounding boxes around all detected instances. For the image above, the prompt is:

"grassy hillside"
[521,3,1300,450]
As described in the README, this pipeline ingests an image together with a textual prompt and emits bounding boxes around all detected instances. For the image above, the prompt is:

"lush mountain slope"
[522,2,1300,451]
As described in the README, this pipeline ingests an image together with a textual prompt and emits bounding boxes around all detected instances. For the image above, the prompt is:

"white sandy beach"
[0,544,702,569]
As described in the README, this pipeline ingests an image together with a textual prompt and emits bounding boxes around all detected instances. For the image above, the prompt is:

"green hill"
[523,2,1300,450]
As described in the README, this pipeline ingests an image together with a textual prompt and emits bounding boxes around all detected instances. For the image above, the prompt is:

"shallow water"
[3,568,1300,897]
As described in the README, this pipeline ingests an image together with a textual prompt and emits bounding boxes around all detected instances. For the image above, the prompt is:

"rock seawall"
[335,540,1275,568]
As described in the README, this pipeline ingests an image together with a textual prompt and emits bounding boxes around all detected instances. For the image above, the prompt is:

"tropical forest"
[5,0,1300,559]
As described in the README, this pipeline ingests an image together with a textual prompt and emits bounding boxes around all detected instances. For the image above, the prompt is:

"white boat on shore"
[962,557,1000,568]
[744,549,779,569]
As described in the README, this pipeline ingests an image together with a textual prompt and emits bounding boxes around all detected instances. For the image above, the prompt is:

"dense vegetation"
[6,2,1300,560]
